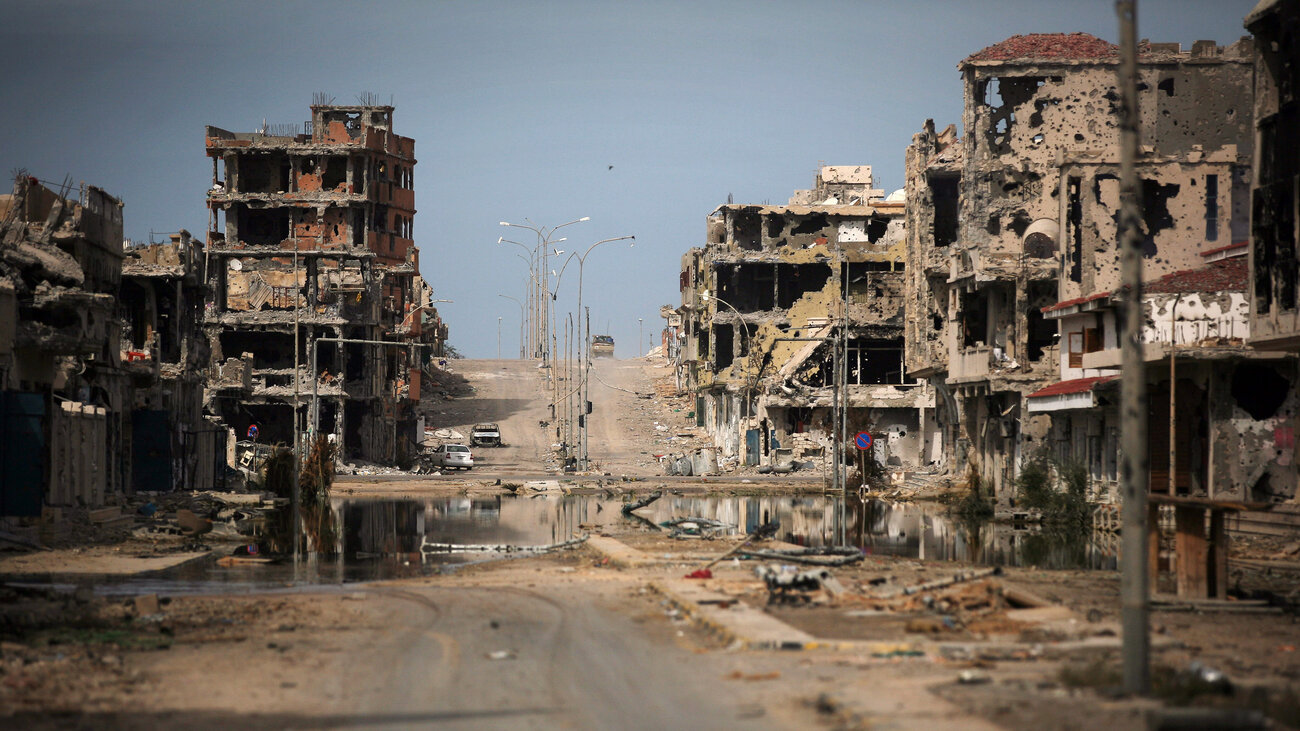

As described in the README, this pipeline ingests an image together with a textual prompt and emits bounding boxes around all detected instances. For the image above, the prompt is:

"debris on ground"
[755,565,846,604]
[662,517,733,539]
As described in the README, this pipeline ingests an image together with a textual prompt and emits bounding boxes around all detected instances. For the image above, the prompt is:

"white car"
[429,444,474,470]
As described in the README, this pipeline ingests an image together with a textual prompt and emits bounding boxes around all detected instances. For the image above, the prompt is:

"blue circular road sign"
[854,432,873,450]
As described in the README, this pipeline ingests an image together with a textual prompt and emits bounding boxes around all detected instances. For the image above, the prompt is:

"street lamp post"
[501,217,590,366]
[557,236,634,469]
[638,318,644,358]
[497,237,537,358]
[498,317,502,360]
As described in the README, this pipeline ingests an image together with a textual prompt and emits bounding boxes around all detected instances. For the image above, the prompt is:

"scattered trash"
[740,546,864,567]
[957,669,992,684]
[756,565,845,605]
[685,569,713,580]
[882,567,1002,598]
[622,491,663,516]
[486,650,517,661]
[662,517,733,539]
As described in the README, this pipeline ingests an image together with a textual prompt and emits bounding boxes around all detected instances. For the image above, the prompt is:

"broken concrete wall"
[1208,359,1297,503]
[1144,290,1249,346]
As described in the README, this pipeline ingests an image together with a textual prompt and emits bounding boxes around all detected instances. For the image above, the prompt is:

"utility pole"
[638,318,644,357]
[1117,0,1151,696]
[292,246,301,562]
[498,317,502,360]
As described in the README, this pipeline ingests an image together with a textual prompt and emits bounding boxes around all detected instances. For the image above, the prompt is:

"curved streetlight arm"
[700,290,757,378]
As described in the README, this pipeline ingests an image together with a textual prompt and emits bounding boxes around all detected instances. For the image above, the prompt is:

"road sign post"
[853,432,873,451]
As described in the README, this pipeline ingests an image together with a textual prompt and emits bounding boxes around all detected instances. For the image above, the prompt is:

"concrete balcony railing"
[952,345,992,379]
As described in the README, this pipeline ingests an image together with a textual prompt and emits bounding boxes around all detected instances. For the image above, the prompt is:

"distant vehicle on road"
[591,335,615,358]
[428,444,474,470]
[471,423,502,447]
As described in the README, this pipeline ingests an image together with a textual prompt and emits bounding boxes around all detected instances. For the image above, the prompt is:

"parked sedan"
[428,444,474,470]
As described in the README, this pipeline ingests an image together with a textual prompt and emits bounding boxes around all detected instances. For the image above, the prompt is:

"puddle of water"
[635,495,1117,571]
[67,494,1114,596]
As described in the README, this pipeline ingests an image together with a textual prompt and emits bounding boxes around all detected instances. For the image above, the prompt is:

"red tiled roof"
[1042,290,1111,313]
[1145,258,1247,295]
[963,33,1118,64]
[1199,241,1248,257]
[1027,375,1119,400]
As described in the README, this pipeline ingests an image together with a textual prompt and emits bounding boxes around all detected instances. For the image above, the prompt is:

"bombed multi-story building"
[0,176,130,516]
[905,34,1259,502]
[0,174,223,528]
[680,166,940,474]
[121,231,225,493]
[203,102,431,465]
[1247,0,1300,499]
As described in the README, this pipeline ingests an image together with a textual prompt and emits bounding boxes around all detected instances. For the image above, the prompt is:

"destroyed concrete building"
[0,176,129,516]
[1028,246,1297,504]
[0,176,225,525]
[121,232,225,492]
[204,102,436,465]
[679,166,939,473]
[1246,0,1300,501]
[904,34,1259,502]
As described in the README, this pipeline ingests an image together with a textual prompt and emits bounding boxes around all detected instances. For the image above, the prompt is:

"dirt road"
[422,357,670,477]
[422,359,555,474]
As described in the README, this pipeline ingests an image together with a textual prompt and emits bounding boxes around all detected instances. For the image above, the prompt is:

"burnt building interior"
[204,102,429,465]
[680,166,938,471]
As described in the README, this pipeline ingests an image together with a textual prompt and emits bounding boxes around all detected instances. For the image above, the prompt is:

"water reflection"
[631,494,1116,571]
[90,493,1115,596]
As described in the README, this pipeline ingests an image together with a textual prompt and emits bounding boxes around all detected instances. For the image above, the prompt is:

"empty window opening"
[713,324,735,370]
[791,213,830,236]
[1158,77,1175,97]
[959,291,989,348]
[980,76,1044,154]
[732,210,761,251]
[765,215,784,239]
[345,343,366,381]
[847,338,909,384]
[1205,174,1219,241]
[718,263,776,312]
[239,155,286,194]
[1067,177,1083,283]
[1140,179,1180,257]
[1027,283,1058,361]
[1231,363,1290,420]
[776,264,831,309]
[238,207,290,246]
[322,156,348,190]
[866,216,889,242]
[930,174,959,247]
[1009,211,1032,239]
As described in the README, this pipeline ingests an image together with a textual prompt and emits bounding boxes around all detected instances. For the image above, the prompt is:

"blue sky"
[0,0,1256,358]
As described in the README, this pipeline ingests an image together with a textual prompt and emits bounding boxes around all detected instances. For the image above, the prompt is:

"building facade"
[203,103,434,465]
[905,33,1258,502]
